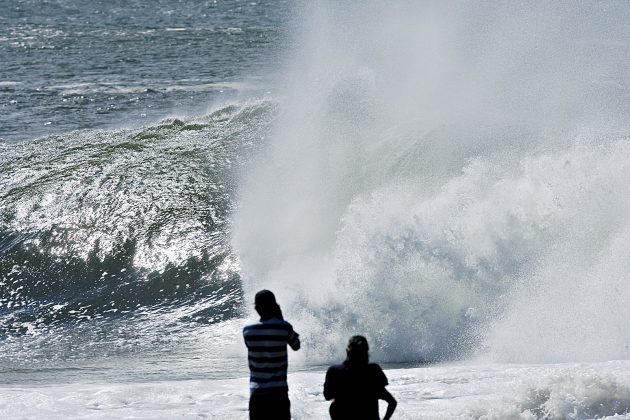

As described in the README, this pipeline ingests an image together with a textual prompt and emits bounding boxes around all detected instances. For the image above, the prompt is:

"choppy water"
[0,0,292,142]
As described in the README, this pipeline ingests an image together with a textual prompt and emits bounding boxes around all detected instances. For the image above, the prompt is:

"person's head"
[346,335,369,365]
[254,289,283,320]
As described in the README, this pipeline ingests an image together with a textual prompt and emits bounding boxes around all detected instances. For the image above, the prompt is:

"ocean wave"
[0,100,276,342]
[234,1,630,365]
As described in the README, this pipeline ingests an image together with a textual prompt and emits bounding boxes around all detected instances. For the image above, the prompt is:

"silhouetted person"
[324,335,397,420]
[243,289,300,420]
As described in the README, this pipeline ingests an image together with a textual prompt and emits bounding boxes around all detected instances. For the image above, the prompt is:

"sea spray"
[234,1,630,363]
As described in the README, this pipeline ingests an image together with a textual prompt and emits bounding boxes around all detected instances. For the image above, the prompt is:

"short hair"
[255,289,277,307]
[254,289,283,320]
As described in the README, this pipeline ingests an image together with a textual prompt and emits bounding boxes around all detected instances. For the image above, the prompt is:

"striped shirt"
[243,318,300,395]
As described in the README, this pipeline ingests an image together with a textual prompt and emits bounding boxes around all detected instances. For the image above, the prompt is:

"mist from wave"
[234,1,630,365]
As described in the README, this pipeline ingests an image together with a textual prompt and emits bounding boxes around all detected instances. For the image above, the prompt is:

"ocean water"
[2,1,630,419]
[0,0,292,142]
[1,0,291,385]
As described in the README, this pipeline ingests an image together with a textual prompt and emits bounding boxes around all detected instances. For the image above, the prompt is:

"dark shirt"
[324,361,389,420]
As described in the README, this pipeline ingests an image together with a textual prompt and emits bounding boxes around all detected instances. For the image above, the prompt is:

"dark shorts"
[249,393,291,420]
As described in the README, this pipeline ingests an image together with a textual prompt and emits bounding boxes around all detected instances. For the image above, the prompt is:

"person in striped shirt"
[243,289,300,420]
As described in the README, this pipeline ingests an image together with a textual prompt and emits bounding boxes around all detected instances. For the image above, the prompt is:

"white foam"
[2,360,629,419]
[0,81,22,88]
[41,81,251,96]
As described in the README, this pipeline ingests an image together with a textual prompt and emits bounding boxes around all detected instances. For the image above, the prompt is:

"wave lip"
[0,101,275,353]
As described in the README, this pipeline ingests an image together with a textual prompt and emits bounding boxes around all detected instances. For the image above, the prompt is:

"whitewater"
[2,361,630,419]
[2,1,630,419]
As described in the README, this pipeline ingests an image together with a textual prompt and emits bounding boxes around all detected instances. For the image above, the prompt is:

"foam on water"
[2,360,630,419]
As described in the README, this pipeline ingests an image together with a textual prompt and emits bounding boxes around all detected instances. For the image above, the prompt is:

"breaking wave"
[234,1,630,364]
[0,101,275,359]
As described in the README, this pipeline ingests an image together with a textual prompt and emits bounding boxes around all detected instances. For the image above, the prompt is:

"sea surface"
[0,0,292,143]
[0,0,295,385]
[2,1,630,418]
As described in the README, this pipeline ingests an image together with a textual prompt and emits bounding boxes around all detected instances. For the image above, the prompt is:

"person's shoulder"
[243,320,263,332]
[368,363,387,377]
[244,318,293,331]
[266,318,294,329]
[327,363,347,373]
[368,363,388,385]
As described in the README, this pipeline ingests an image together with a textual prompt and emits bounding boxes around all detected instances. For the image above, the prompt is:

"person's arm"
[379,388,397,420]
[289,337,301,351]
[373,366,396,420]
[287,325,300,351]
[323,368,336,401]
